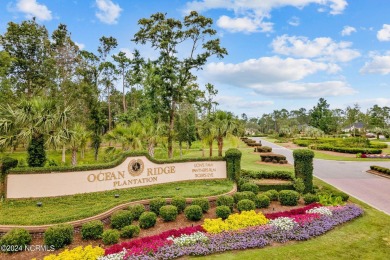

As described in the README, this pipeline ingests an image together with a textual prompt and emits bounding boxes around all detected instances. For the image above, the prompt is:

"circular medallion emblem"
[128,159,144,177]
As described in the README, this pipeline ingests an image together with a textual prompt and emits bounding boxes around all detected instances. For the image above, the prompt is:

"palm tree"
[68,123,90,166]
[0,98,72,167]
[104,122,144,152]
[198,115,217,157]
[213,110,238,157]
[141,117,164,157]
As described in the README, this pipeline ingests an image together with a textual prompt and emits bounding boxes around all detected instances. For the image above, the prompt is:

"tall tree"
[309,98,335,134]
[133,11,227,158]
[112,51,131,112]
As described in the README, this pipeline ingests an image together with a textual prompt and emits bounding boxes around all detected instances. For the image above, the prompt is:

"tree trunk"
[209,141,213,157]
[202,148,205,157]
[148,143,155,157]
[108,86,112,131]
[81,148,85,159]
[179,142,182,159]
[62,145,66,164]
[168,101,176,158]
[218,137,223,157]
[71,148,77,166]
[122,70,126,113]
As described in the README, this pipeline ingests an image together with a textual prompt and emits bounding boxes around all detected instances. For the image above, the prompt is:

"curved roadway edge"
[255,137,390,216]
[0,184,237,234]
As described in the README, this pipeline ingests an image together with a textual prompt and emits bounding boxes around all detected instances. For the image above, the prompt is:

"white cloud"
[377,24,390,42]
[288,16,300,26]
[357,98,390,107]
[16,0,52,21]
[118,48,134,59]
[95,0,122,25]
[341,26,356,36]
[360,54,390,75]
[271,34,360,62]
[75,42,85,50]
[216,96,274,109]
[185,0,347,33]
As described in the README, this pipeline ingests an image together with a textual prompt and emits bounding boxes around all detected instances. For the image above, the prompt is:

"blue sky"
[1,0,390,117]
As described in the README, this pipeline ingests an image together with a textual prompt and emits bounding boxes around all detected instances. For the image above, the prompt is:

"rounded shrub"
[111,210,133,229]
[332,191,349,202]
[184,205,203,221]
[216,205,231,220]
[159,205,178,221]
[216,195,234,210]
[139,212,157,229]
[233,191,256,203]
[0,228,32,252]
[255,194,270,208]
[149,197,166,215]
[263,190,279,201]
[81,220,104,240]
[129,204,145,220]
[279,190,300,206]
[303,193,319,205]
[191,198,210,213]
[44,224,73,249]
[237,199,256,212]
[102,229,120,245]
[171,196,186,213]
[240,182,259,194]
[120,225,140,239]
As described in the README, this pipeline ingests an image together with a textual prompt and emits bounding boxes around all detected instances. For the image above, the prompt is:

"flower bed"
[362,154,390,158]
[99,203,363,260]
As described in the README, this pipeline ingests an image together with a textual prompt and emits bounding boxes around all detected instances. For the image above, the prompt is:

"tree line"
[0,12,245,167]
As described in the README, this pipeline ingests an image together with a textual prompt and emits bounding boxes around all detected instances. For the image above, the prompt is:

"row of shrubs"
[254,146,272,153]
[311,144,382,154]
[293,137,387,149]
[370,165,390,175]
[260,154,288,164]
[241,169,294,180]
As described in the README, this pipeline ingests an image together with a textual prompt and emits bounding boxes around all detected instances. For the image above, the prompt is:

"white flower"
[168,232,209,247]
[306,207,333,216]
[98,248,126,260]
[269,217,297,231]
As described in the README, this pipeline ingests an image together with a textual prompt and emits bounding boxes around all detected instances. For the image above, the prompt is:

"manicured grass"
[0,179,233,225]
[313,151,390,161]
[193,178,390,260]
[240,147,294,172]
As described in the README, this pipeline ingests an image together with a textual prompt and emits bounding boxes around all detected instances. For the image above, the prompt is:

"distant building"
[342,122,364,132]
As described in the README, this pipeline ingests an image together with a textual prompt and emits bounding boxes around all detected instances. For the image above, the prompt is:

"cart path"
[255,138,390,215]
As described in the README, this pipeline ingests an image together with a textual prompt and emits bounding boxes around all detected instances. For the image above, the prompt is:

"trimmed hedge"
[255,146,272,153]
[149,197,166,215]
[254,194,270,208]
[159,205,178,221]
[241,169,294,180]
[293,149,314,193]
[303,193,319,205]
[139,212,157,229]
[191,198,210,213]
[216,195,234,210]
[44,224,73,249]
[0,228,32,252]
[81,220,104,240]
[128,204,145,220]
[237,199,256,212]
[314,145,382,154]
[263,189,279,201]
[257,183,294,192]
[260,154,287,163]
[370,165,390,176]
[102,229,120,245]
[279,190,300,206]
[171,196,186,213]
[233,191,256,203]
[110,210,132,229]
[184,205,203,221]
[120,225,140,239]
[225,148,242,181]
[216,206,231,220]
[239,182,259,194]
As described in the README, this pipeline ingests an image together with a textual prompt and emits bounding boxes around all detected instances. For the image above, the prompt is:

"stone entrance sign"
[6,156,226,198]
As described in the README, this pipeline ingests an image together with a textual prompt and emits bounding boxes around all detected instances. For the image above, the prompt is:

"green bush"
[255,146,272,153]
[81,220,104,240]
[293,149,314,193]
[314,144,382,154]
[159,205,178,221]
[260,154,286,163]
[120,225,140,239]
[184,205,203,221]
[44,224,73,249]
[139,212,157,229]
[258,183,294,192]
[225,148,242,181]
[102,229,120,245]
[303,193,319,205]
[237,199,256,212]
[171,196,186,213]
[191,198,210,213]
[263,190,279,201]
[149,197,166,215]
[216,205,231,220]
[279,190,300,206]
[240,182,259,194]
[0,157,18,175]
[128,204,145,220]
[216,195,234,210]
[293,178,305,194]
[27,135,46,167]
[0,228,32,253]
[111,210,132,229]
[254,194,270,208]
[233,191,256,203]
[332,191,349,202]
[241,170,293,180]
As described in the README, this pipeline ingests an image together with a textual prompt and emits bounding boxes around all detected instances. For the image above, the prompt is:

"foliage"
[167,231,209,247]
[260,154,287,163]
[110,210,132,229]
[120,225,140,239]
[318,194,345,206]
[0,156,18,175]
[27,134,46,167]
[225,148,242,181]
[263,190,279,201]
[237,199,256,212]
[43,245,104,260]
[159,205,178,221]
[216,195,234,210]
[255,146,272,153]
[102,229,120,245]
[239,181,259,194]
[293,177,306,194]
[184,205,203,221]
[255,194,271,208]
[149,197,167,215]
[293,149,314,193]
[191,198,210,213]
[303,193,319,205]
[0,228,32,253]
[128,204,145,220]
[44,224,74,249]
[233,191,256,203]
[215,205,231,220]
[170,196,186,213]
[258,183,295,192]
[306,206,333,216]
[139,211,157,229]
[314,145,381,154]
[370,165,390,176]
[241,169,294,180]
[279,190,300,206]
[81,220,104,240]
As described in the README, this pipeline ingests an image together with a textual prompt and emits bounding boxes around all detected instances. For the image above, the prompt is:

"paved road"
[254,138,390,215]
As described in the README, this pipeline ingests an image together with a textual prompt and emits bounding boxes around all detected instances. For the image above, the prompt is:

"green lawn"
[193,178,390,260]
[313,150,390,161]
[0,179,233,225]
